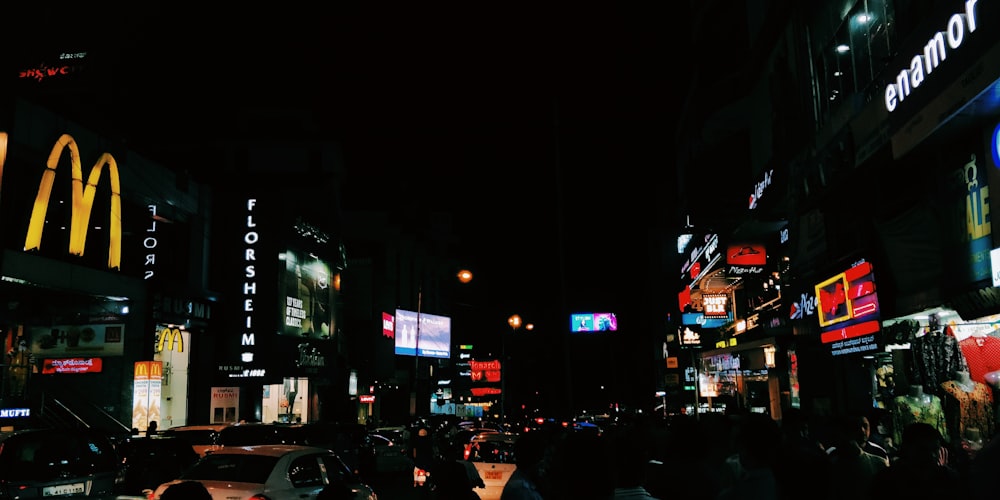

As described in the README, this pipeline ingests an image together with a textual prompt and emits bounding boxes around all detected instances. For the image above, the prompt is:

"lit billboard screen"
[279,247,336,339]
[570,312,618,333]
[814,260,882,356]
[394,309,451,359]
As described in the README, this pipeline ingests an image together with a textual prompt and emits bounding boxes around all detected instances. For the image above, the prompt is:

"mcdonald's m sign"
[157,328,184,353]
[0,132,122,270]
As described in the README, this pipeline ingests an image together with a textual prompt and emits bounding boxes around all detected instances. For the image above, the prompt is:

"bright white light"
[856,13,871,24]
[836,44,850,53]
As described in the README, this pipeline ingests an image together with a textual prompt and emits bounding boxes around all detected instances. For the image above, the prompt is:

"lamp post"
[502,314,524,428]
[412,269,474,417]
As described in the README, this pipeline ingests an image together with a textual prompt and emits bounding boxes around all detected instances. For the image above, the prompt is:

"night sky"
[9,2,694,413]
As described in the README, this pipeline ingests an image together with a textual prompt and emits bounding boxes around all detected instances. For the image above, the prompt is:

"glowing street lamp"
[501,314,524,427]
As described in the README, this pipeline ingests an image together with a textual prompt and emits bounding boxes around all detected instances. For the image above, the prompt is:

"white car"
[152,444,377,500]
[467,433,518,500]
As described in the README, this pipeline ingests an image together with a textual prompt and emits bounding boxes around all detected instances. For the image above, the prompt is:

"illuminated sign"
[815,261,882,355]
[679,325,702,346]
[394,309,451,359]
[156,327,185,353]
[143,204,160,280]
[702,294,729,318]
[0,408,30,418]
[726,243,767,276]
[471,388,502,396]
[884,0,979,112]
[469,359,501,383]
[11,133,123,269]
[241,199,258,362]
[132,361,163,432]
[18,52,87,82]
[748,169,773,209]
[42,358,103,374]
[382,312,394,339]
[815,261,879,328]
[570,312,618,332]
[680,233,719,284]
[359,395,375,403]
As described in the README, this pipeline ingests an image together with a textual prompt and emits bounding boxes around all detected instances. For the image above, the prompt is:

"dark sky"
[12,2,691,411]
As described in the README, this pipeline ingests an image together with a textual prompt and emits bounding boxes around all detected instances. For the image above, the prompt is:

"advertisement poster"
[131,361,163,432]
[29,323,125,356]
[211,387,239,424]
[279,247,335,339]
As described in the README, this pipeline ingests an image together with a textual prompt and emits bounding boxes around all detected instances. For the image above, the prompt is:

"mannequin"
[908,385,932,404]
[941,371,995,447]
[985,369,1000,388]
[892,385,948,446]
[953,370,976,392]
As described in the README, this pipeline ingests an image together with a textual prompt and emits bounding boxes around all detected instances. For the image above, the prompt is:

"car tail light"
[248,495,272,500]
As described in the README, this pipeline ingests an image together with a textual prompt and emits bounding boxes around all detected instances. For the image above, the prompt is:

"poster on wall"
[211,387,239,424]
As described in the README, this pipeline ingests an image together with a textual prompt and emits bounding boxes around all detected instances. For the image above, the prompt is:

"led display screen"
[570,313,618,333]
[279,247,336,339]
[394,309,451,359]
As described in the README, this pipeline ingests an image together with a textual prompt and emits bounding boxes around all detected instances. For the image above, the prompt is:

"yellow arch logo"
[157,328,184,353]
[13,133,123,270]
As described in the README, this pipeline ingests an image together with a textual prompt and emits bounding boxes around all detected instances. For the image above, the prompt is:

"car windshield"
[182,454,279,483]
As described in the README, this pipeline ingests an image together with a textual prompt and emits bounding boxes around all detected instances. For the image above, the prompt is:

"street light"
[501,314,524,427]
[412,268,473,418]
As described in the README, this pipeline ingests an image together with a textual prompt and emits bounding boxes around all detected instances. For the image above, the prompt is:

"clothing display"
[908,327,968,398]
[957,334,1000,384]
[891,386,949,446]
[940,375,994,444]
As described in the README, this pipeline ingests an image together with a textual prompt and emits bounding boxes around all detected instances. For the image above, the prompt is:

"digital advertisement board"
[279,246,336,339]
[814,260,882,356]
[394,309,451,359]
[570,312,618,332]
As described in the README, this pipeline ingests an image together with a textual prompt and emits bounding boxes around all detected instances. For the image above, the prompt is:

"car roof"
[164,424,230,431]
[204,444,331,457]
[471,432,518,443]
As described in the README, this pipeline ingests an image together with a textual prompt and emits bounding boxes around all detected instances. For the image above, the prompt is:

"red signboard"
[359,394,375,403]
[42,358,103,374]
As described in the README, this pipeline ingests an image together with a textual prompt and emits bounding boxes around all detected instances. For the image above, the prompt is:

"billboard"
[279,246,336,339]
[570,312,618,333]
[394,309,451,359]
[815,260,882,356]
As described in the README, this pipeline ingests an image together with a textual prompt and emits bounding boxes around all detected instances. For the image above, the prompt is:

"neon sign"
[884,0,979,112]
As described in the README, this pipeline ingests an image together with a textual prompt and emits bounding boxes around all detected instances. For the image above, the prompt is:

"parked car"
[372,425,410,455]
[217,422,305,447]
[291,422,376,477]
[0,427,122,499]
[151,444,377,500]
[159,424,229,457]
[368,432,413,473]
[115,435,199,498]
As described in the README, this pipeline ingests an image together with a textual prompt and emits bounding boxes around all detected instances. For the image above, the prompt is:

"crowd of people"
[413,408,1000,500]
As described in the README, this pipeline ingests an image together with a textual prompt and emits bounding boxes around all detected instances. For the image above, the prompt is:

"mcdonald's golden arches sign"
[157,328,184,353]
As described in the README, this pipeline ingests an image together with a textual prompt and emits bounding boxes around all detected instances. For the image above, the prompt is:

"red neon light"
[820,320,879,344]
